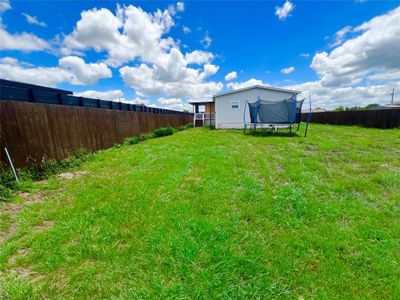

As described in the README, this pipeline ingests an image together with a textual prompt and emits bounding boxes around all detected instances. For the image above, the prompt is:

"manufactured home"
[190,85,301,129]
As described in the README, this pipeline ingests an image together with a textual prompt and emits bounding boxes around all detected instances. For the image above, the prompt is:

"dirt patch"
[7,248,30,265]
[56,170,88,180]
[33,220,54,232]
[0,192,45,215]
[10,267,31,279]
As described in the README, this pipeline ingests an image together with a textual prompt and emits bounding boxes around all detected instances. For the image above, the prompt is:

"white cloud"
[282,7,400,109]
[330,25,352,47]
[225,71,237,81]
[185,50,214,64]
[368,70,400,82]
[300,53,310,58]
[275,1,294,21]
[0,56,111,87]
[59,56,112,85]
[120,49,223,102]
[59,3,219,103]
[0,28,51,51]
[157,97,190,110]
[176,2,185,12]
[285,80,400,110]
[75,89,124,101]
[0,0,11,15]
[0,1,50,51]
[311,7,400,87]
[227,78,266,90]
[0,57,72,87]
[62,5,177,67]
[182,25,191,34]
[201,33,212,48]
[201,64,219,78]
[281,66,295,74]
[22,13,47,27]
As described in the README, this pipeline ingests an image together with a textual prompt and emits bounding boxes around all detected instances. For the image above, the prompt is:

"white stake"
[4,147,19,182]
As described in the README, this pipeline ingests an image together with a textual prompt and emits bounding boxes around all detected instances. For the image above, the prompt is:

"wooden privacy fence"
[302,109,400,129]
[0,101,193,168]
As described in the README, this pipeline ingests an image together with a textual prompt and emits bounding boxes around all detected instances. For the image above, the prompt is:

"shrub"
[153,127,174,138]
[123,136,140,146]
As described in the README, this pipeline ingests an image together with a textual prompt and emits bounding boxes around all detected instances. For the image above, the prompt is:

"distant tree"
[182,109,189,113]
[334,106,345,111]
[364,104,380,110]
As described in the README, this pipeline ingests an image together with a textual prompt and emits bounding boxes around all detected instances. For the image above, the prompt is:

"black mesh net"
[247,97,304,125]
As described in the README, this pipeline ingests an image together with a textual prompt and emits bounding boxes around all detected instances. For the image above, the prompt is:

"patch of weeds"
[177,123,194,131]
[0,149,92,202]
[123,136,140,146]
[139,133,154,141]
[22,149,92,181]
[153,127,174,138]
[0,171,18,202]
[202,125,215,130]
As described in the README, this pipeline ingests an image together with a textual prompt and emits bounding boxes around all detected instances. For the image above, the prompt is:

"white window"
[231,101,240,109]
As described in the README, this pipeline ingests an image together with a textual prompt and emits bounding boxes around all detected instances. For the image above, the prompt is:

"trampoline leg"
[243,124,246,134]
[304,121,310,137]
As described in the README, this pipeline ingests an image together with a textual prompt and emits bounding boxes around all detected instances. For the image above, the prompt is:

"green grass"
[1,124,400,299]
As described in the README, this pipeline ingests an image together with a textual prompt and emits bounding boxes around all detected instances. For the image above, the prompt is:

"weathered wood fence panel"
[0,101,193,168]
[302,109,400,129]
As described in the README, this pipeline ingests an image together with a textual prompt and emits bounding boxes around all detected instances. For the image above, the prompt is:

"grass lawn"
[1,124,400,299]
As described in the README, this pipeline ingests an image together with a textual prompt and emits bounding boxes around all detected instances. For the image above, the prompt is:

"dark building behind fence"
[0,79,193,168]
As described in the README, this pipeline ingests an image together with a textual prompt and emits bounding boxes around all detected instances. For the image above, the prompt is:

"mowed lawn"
[1,125,400,299]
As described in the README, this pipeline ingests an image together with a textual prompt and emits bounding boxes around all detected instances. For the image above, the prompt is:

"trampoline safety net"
[244,96,311,136]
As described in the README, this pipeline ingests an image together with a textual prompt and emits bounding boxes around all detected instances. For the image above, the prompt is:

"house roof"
[213,85,301,98]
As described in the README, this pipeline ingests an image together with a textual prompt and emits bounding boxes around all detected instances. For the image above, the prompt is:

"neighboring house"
[190,85,301,129]
[312,107,326,113]
[367,103,400,110]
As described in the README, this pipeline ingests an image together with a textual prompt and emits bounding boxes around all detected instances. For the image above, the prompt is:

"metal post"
[4,147,19,182]
[304,95,312,138]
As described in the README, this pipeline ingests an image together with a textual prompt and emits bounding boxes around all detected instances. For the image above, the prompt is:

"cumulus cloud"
[225,71,237,81]
[157,97,190,110]
[227,78,266,90]
[75,89,124,101]
[185,50,214,64]
[0,57,72,86]
[285,80,400,110]
[59,56,112,85]
[275,1,294,21]
[281,66,295,74]
[280,7,400,109]
[0,1,50,51]
[119,48,223,102]
[311,7,400,87]
[0,28,51,51]
[0,56,111,87]
[62,4,178,67]
[22,13,47,27]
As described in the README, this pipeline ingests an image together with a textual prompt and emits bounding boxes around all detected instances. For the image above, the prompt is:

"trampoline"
[243,96,312,137]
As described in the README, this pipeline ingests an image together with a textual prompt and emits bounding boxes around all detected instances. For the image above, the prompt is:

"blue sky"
[1,0,400,110]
